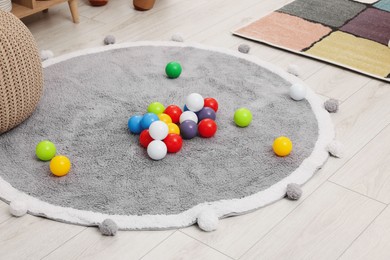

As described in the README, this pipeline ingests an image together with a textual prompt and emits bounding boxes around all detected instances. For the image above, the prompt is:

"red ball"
[163,134,183,153]
[164,105,183,124]
[204,97,218,112]
[198,119,217,138]
[140,129,154,148]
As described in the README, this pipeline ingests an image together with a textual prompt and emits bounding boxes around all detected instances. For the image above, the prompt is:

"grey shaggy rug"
[0,45,318,216]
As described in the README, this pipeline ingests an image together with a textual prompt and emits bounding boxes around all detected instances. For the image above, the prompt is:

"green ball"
[234,108,252,127]
[165,61,182,78]
[36,140,56,161]
[147,102,165,115]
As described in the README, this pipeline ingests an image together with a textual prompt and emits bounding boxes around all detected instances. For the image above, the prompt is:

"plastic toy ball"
[167,122,180,135]
[157,113,172,124]
[273,136,293,157]
[140,129,154,148]
[165,61,182,79]
[128,115,143,134]
[147,140,167,160]
[140,113,159,130]
[50,155,71,177]
[185,93,204,112]
[179,111,198,124]
[197,107,216,121]
[149,121,169,140]
[147,102,165,115]
[204,97,219,112]
[198,119,217,138]
[163,133,183,153]
[36,140,56,161]
[289,83,306,101]
[234,108,252,127]
[164,105,182,124]
[180,120,198,139]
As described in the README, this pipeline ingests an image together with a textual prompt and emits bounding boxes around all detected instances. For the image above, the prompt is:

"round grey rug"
[0,42,334,230]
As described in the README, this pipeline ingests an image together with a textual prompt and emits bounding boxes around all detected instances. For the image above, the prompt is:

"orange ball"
[50,155,71,176]
[273,136,293,157]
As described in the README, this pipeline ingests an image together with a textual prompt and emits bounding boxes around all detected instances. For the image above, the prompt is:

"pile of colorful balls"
[128,92,219,160]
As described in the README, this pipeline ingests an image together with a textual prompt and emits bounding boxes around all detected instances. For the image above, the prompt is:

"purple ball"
[197,107,216,121]
[180,120,197,139]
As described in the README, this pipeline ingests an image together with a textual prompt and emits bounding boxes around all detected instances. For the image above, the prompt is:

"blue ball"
[183,105,189,112]
[140,113,159,130]
[128,115,143,134]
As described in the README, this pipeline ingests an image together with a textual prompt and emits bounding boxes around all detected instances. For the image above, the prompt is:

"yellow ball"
[167,122,180,135]
[157,113,172,124]
[50,155,71,177]
[273,136,293,157]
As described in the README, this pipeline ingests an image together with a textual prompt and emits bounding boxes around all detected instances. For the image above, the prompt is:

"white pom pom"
[171,33,184,42]
[40,50,54,61]
[388,39,390,48]
[9,200,27,217]
[327,140,344,158]
[287,64,302,78]
[197,210,219,232]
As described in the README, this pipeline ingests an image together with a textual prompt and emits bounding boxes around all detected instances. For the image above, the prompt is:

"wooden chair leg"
[68,0,80,23]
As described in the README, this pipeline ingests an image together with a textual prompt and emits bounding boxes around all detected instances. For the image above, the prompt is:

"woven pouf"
[0,10,43,134]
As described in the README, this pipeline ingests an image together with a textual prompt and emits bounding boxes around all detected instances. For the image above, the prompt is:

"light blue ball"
[128,115,143,134]
[140,113,159,130]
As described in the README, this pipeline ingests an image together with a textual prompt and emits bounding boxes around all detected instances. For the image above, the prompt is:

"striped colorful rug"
[233,0,390,82]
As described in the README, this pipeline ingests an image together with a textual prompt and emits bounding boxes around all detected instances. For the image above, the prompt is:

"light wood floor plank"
[332,80,390,159]
[0,201,11,224]
[43,228,174,260]
[339,206,390,260]
[182,198,304,259]
[142,231,232,260]
[240,182,385,260]
[330,124,390,203]
[305,66,371,102]
[0,213,84,259]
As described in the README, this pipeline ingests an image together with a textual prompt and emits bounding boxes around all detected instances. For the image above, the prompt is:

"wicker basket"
[0,10,43,134]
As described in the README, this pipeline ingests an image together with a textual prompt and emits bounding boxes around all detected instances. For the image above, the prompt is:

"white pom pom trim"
[287,64,302,78]
[327,140,344,158]
[197,209,219,232]
[9,200,28,217]
[40,50,54,61]
[171,33,184,42]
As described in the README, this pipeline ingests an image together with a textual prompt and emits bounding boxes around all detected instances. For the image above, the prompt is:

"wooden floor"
[1,0,390,259]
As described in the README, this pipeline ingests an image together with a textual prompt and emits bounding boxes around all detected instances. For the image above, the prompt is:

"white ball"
[179,111,198,124]
[147,140,167,160]
[148,121,169,140]
[289,83,306,101]
[185,93,204,112]
[9,200,27,217]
